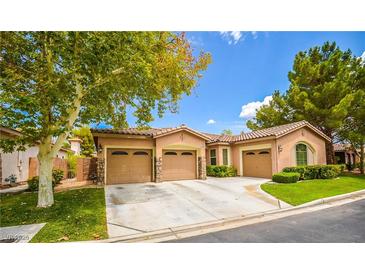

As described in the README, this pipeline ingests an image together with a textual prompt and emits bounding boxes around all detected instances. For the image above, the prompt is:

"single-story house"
[334,143,359,165]
[0,127,78,184]
[91,120,330,184]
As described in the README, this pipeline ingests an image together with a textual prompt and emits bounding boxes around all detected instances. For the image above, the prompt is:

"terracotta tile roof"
[333,143,352,152]
[91,120,331,143]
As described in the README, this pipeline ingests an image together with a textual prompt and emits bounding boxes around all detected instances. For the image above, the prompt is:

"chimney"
[68,138,83,155]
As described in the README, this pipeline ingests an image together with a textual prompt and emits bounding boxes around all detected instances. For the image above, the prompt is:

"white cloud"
[207,119,216,125]
[239,96,272,119]
[188,35,204,48]
[219,31,258,45]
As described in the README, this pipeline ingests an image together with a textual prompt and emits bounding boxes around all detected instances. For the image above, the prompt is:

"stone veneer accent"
[96,158,105,185]
[198,156,206,180]
[155,156,162,183]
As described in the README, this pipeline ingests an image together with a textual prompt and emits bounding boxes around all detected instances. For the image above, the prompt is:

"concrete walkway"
[105,177,290,238]
[0,184,28,194]
[0,223,46,243]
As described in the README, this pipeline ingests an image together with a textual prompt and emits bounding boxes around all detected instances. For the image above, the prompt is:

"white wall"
[1,146,68,184]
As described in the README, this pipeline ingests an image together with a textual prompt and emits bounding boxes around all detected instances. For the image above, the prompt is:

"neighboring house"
[91,120,330,184]
[334,143,359,165]
[0,127,75,184]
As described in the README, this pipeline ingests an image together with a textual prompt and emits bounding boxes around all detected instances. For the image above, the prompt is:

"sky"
[116,32,365,134]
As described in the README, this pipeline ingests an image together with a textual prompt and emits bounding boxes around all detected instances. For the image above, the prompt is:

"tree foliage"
[247,42,363,164]
[72,126,95,157]
[221,129,233,135]
[0,31,211,206]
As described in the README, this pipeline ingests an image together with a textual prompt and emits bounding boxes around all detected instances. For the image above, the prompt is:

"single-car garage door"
[162,150,196,181]
[106,148,152,184]
[242,149,272,178]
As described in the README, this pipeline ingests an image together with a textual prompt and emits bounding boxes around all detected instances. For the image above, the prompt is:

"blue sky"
[121,32,365,134]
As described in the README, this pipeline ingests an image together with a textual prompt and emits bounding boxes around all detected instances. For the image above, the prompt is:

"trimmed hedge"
[282,164,344,180]
[272,172,300,184]
[206,165,237,177]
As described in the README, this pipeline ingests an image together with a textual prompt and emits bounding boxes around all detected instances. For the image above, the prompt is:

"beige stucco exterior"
[92,123,329,183]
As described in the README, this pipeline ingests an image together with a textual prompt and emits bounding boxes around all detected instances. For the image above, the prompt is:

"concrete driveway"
[105,177,290,238]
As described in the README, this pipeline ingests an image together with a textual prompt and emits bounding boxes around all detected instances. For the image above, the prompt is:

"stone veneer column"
[96,158,105,185]
[198,156,206,180]
[155,156,162,183]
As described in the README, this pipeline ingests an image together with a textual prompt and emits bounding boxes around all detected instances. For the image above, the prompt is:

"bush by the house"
[4,174,17,185]
[272,172,300,183]
[282,164,343,180]
[206,165,237,177]
[27,169,64,192]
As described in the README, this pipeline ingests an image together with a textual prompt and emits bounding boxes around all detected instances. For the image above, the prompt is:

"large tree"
[247,42,360,164]
[0,32,211,207]
[337,56,365,173]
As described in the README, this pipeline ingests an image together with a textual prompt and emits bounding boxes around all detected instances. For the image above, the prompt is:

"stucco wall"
[276,127,327,171]
[96,136,155,159]
[206,145,231,165]
[155,131,206,158]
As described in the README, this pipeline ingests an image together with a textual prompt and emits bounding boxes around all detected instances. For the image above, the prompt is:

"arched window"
[246,152,255,155]
[181,152,193,156]
[296,144,307,166]
[112,151,128,155]
[133,151,148,156]
[164,151,177,156]
[259,151,269,154]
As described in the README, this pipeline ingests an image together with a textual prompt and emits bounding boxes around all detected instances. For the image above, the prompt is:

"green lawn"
[261,174,365,206]
[0,187,107,243]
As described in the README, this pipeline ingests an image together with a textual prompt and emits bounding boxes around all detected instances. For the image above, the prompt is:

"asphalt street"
[167,198,365,243]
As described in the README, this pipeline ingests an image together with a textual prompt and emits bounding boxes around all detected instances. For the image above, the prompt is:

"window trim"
[222,148,228,165]
[296,143,308,166]
[210,149,217,165]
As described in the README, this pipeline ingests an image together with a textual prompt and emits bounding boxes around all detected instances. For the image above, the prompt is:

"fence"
[28,157,68,179]
[76,157,97,182]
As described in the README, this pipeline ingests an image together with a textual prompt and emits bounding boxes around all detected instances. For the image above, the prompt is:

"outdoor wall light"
[278,145,283,153]
[98,144,103,153]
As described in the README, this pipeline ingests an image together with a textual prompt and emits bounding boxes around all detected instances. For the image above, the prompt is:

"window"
[164,151,177,156]
[133,151,148,156]
[296,144,308,166]
[210,149,217,165]
[223,149,228,165]
[246,152,255,155]
[112,151,128,155]
[259,151,269,155]
[181,152,193,156]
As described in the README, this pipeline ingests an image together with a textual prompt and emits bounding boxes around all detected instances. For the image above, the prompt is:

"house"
[334,143,359,166]
[0,127,78,184]
[91,120,330,184]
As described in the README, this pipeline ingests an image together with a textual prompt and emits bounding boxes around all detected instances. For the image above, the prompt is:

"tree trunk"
[37,141,54,207]
[326,140,335,164]
[360,143,365,175]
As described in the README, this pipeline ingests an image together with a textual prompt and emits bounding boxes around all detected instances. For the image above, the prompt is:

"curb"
[89,189,365,243]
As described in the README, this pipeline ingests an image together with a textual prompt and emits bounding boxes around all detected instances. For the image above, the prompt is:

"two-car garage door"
[242,149,272,178]
[106,148,197,184]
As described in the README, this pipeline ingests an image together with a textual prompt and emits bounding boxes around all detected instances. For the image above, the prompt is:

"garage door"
[242,149,272,178]
[162,150,196,181]
[106,148,152,184]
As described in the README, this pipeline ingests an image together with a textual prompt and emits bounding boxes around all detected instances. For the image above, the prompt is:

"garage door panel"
[162,150,196,181]
[243,149,272,178]
[107,149,152,184]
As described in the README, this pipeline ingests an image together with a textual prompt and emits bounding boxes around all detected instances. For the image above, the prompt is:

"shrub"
[27,169,64,192]
[52,169,64,184]
[206,165,236,177]
[282,164,342,180]
[5,174,17,184]
[318,165,341,179]
[272,172,300,183]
